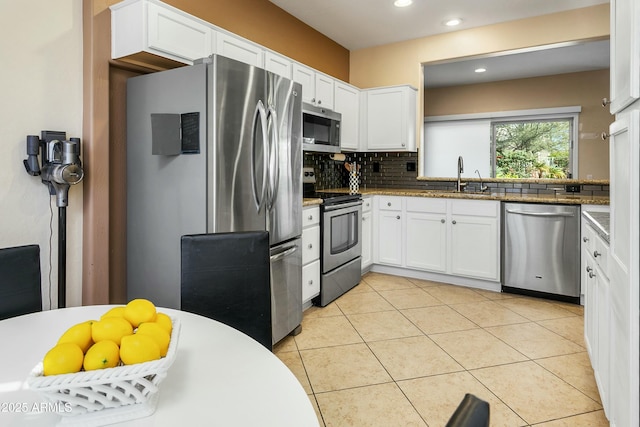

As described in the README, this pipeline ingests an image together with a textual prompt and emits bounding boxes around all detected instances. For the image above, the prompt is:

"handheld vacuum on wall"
[24,131,84,308]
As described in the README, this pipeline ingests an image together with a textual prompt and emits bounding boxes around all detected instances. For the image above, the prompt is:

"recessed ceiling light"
[444,18,462,26]
[394,0,413,7]
[475,68,487,73]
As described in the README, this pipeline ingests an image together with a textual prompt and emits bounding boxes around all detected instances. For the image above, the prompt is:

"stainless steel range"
[303,169,362,306]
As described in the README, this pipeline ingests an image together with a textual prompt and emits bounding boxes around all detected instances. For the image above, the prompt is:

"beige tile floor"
[274,272,609,427]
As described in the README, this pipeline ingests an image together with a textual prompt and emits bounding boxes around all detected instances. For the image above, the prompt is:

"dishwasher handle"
[506,209,575,218]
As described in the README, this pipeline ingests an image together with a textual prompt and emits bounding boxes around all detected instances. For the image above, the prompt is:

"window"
[492,118,574,179]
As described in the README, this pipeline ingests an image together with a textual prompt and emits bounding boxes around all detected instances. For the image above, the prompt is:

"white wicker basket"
[27,317,180,425]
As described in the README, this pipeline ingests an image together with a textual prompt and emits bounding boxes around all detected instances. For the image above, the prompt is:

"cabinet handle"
[593,250,601,258]
[441,219,445,223]
[589,271,596,278]
[586,266,593,273]
[308,244,313,249]
[396,215,401,220]
[311,98,316,103]
[387,202,392,207]
[308,280,313,285]
[583,236,589,242]
[601,132,609,140]
[366,202,370,207]
[452,220,457,224]
[602,97,611,107]
[401,143,406,147]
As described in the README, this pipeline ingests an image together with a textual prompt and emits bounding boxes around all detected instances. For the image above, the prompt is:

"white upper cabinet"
[334,82,360,151]
[293,63,334,109]
[265,51,292,79]
[111,0,214,64]
[609,0,640,113]
[362,85,417,151]
[216,32,264,68]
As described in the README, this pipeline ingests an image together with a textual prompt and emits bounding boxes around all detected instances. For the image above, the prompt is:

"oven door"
[322,201,362,273]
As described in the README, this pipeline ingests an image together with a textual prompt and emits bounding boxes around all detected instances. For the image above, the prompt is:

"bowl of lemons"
[27,299,180,424]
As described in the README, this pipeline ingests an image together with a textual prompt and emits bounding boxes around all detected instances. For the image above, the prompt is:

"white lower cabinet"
[582,220,611,416]
[374,196,500,282]
[361,197,373,271]
[302,206,320,305]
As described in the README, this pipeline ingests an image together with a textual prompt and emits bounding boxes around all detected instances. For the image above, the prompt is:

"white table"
[0,305,318,426]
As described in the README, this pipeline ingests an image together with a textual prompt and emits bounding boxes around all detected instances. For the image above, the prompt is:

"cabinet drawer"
[378,196,402,211]
[593,233,609,278]
[302,260,320,302]
[302,225,320,264]
[406,197,447,214]
[362,197,373,213]
[303,206,320,228]
[451,199,498,217]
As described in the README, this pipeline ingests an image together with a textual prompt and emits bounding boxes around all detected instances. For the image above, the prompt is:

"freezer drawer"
[502,203,580,302]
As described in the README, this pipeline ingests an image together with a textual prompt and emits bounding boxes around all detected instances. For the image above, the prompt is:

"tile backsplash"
[303,151,610,197]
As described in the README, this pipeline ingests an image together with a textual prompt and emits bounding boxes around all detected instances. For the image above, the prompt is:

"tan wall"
[425,70,612,179]
[163,0,350,81]
[350,4,609,89]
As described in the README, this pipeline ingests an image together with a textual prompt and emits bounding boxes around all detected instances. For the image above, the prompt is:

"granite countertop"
[583,210,611,243]
[303,198,323,207]
[309,188,609,206]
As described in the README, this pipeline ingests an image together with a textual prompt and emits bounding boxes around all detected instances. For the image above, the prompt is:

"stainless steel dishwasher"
[502,202,580,303]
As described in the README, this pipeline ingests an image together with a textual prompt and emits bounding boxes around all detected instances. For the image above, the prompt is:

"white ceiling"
[268,0,609,51]
[269,0,610,87]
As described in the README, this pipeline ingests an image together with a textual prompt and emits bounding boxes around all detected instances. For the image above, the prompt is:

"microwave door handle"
[251,100,269,212]
[267,105,280,210]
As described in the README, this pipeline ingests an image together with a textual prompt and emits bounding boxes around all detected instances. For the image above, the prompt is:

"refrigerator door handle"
[266,105,280,210]
[251,100,269,212]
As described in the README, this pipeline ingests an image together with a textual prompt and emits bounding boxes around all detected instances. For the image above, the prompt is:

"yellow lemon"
[136,322,170,357]
[123,299,157,328]
[153,312,173,335]
[43,343,84,376]
[83,340,120,371]
[91,317,133,346]
[57,320,95,353]
[100,306,126,320]
[119,334,160,365]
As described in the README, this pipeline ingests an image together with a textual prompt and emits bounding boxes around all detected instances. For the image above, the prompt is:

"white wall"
[0,0,84,308]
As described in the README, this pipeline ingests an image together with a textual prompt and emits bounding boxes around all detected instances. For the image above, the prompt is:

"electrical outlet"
[406,162,416,172]
[373,162,380,173]
[565,184,581,193]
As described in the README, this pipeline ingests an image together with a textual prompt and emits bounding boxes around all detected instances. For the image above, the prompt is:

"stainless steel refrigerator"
[126,55,303,344]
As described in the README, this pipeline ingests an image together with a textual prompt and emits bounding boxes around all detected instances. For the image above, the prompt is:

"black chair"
[180,231,272,351]
[0,245,42,320]
[446,394,490,427]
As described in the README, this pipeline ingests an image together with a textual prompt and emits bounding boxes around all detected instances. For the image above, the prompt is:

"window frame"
[490,113,579,179]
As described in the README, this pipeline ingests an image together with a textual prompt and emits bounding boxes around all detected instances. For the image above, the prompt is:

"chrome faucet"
[456,156,467,192]
[475,169,488,192]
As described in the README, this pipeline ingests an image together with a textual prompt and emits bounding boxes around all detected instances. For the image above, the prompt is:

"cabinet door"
[314,74,334,109]
[594,268,610,416]
[216,32,264,67]
[265,51,292,79]
[365,86,416,151]
[377,211,403,266]
[361,210,373,269]
[406,212,447,272]
[146,2,213,62]
[450,216,499,280]
[608,108,640,427]
[610,0,640,113]
[334,83,360,151]
[292,63,315,104]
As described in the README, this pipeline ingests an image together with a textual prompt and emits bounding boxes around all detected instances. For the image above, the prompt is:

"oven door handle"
[270,244,298,263]
[323,200,362,211]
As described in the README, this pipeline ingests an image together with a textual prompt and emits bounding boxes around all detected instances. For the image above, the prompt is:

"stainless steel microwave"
[302,103,341,153]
